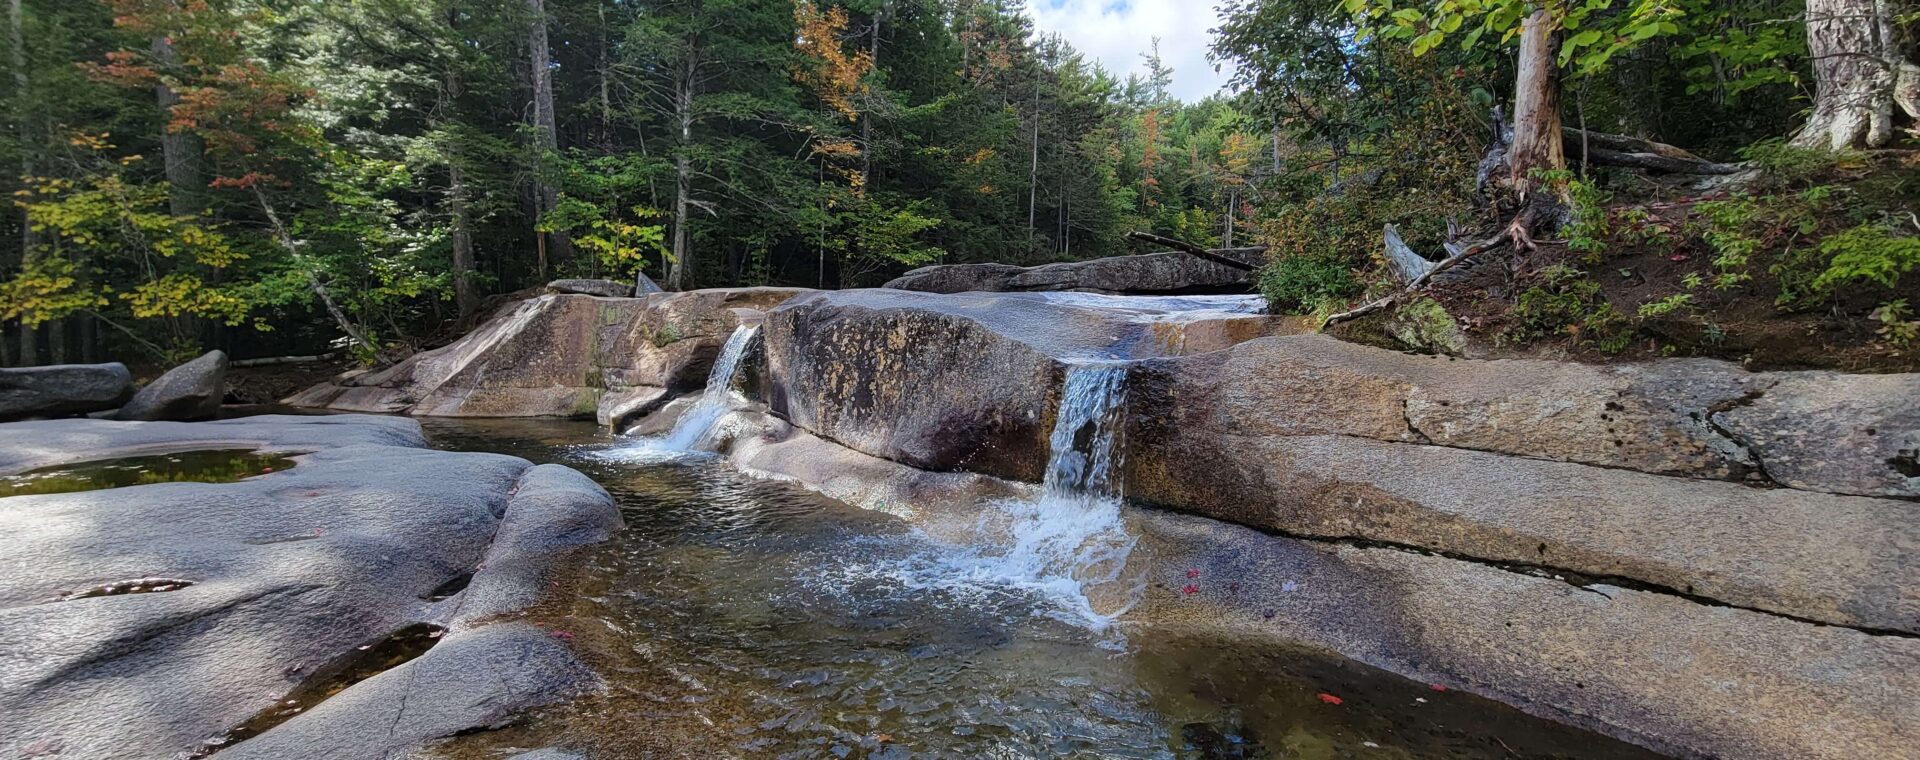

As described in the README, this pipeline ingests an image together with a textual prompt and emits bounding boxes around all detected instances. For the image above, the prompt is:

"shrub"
[1507,265,1631,352]
[1259,253,1361,314]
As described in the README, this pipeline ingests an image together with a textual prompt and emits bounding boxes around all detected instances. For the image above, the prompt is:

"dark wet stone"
[116,350,228,421]
[0,363,132,421]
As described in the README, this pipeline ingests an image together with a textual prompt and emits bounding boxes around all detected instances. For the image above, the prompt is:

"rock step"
[714,408,1920,760]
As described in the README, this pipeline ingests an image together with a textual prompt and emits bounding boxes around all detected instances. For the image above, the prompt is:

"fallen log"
[1565,128,1744,175]
[231,353,339,368]
[1125,231,1263,272]
[1324,234,1508,325]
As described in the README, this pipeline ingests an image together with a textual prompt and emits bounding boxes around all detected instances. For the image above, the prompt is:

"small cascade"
[898,361,1143,636]
[655,324,761,452]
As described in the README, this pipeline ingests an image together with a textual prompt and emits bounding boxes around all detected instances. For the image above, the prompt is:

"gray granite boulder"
[0,415,620,760]
[883,248,1265,295]
[115,350,229,421]
[546,278,634,298]
[0,363,132,421]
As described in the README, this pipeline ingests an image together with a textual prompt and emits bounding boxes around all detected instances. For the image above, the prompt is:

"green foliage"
[1873,300,1919,349]
[1812,225,1920,292]
[1508,265,1632,352]
[1259,253,1361,314]
[1350,0,1683,75]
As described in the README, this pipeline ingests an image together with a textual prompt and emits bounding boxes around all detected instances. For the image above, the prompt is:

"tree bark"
[152,34,204,217]
[10,0,35,365]
[1794,0,1920,150]
[252,187,380,362]
[1507,9,1566,194]
[525,0,574,267]
[442,24,478,319]
[1124,231,1262,271]
[668,53,696,291]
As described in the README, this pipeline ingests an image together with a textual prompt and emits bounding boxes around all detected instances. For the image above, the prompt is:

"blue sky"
[1027,0,1234,102]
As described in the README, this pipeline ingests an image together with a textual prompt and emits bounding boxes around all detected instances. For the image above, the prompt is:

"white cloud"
[1027,0,1234,103]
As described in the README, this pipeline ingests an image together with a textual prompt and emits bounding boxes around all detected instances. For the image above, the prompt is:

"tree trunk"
[11,0,35,366]
[668,56,695,291]
[860,4,882,192]
[252,187,379,361]
[449,163,478,317]
[1027,85,1039,249]
[1794,0,1920,150]
[1508,9,1567,194]
[152,34,204,217]
[1223,186,1236,248]
[442,30,478,319]
[525,0,574,266]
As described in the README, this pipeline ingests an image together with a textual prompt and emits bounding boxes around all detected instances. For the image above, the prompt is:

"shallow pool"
[420,418,1668,760]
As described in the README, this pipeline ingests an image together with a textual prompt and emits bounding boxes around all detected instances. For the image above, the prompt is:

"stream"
[418,418,1669,760]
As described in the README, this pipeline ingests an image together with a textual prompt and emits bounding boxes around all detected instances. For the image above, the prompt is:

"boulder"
[115,350,229,421]
[0,363,132,421]
[1131,334,1918,498]
[0,416,619,760]
[286,288,807,418]
[546,278,634,298]
[883,248,1265,295]
[763,289,1305,481]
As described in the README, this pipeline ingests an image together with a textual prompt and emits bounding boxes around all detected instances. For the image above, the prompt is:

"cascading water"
[888,361,1144,636]
[654,324,760,452]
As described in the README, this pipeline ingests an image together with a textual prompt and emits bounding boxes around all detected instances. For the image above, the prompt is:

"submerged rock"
[286,288,806,418]
[884,247,1265,295]
[0,363,132,421]
[0,415,619,759]
[115,350,228,421]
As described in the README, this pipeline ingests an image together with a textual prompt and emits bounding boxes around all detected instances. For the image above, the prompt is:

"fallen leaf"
[1429,683,1447,692]
[1181,583,1200,595]
[1185,568,1201,579]
[1317,693,1343,705]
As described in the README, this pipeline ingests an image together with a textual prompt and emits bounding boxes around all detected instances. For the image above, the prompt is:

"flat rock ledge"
[702,407,1920,760]
[286,288,806,419]
[0,415,621,760]
[757,291,1917,635]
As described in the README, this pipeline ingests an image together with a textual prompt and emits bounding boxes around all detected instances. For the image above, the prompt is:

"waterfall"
[893,361,1143,637]
[655,324,761,452]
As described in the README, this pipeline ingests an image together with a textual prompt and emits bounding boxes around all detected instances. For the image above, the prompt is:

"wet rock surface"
[883,247,1264,295]
[115,349,229,421]
[763,288,1304,481]
[711,411,1920,760]
[0,415,619,760]
[286,288,806,418]
[0,362,133,421]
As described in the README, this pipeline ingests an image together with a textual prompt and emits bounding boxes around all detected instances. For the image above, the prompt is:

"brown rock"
[287,289,806,418]
[764,289,1302,481]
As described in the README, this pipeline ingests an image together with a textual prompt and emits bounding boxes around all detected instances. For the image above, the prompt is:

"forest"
[0,0,1915,370]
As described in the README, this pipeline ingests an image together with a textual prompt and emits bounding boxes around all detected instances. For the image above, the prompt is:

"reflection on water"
[0,449,293,497]
[421,419,1669,760]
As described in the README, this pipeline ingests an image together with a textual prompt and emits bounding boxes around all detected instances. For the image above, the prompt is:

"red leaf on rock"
[1317,693,1343,705]
[1185,568,1201,579]
[1181,584,1200,595]
[1430,683,1447,692]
